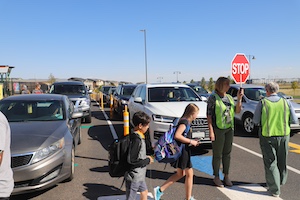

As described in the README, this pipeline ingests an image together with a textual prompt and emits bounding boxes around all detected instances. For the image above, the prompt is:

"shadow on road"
[83,183,125,200]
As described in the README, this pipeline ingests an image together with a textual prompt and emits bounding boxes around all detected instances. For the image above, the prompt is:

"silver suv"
[227,84,300,135]
[49,81,92,123]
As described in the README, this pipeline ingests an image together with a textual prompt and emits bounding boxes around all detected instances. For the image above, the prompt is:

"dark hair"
[132,111,151,127]
[215,77,230,93]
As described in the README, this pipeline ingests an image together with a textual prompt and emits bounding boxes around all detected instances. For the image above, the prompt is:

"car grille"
[191,118,208,131]
[11,154,33,168]
[72,100,82,106]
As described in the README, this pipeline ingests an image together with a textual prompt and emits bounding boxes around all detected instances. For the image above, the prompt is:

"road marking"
[102,109,118,140]
[233,143,300,175]
[97,193,154,200]
[289,142,300,154]
[81,125,93,129]
[217,184,283,200]
[191,156,224,179]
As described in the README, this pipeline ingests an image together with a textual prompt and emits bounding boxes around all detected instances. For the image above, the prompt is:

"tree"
[207,77,214,92]
[48,73,56,84]
[227,75,235,84]
[200,77,206,89]
[291,81,299,95]
[190,79,194,83]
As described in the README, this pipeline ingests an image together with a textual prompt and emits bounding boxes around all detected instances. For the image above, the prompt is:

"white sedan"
[128,83,210,146]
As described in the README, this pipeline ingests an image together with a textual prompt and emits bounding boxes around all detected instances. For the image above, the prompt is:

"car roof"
[1,94,65,101]
[119,84,138,87]
[139,83,190,88]
[230,84,264,89]
[52,81,85,85]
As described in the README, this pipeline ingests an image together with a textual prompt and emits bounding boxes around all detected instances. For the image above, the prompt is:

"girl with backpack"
[154,103,200,200]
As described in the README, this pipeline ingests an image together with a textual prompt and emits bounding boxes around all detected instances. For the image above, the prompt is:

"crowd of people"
[1,77,299,199]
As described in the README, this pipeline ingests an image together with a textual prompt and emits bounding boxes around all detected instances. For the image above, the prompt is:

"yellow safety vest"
[261,98,290,137]
[214,94,235,129]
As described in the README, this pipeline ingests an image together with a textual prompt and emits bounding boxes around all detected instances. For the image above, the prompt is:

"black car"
[113,84,137,116]
[187,83,210,101]
[49,81,92,123]
[100,85,116,106]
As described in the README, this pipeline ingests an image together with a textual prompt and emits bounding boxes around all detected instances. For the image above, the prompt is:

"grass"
[278,84,300,103]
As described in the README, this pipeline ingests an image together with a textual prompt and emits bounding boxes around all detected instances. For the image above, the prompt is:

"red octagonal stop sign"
[231,53,250,84]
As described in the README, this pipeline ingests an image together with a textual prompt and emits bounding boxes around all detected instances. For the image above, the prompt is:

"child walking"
[154,103,200,200]
[125,111,154,200]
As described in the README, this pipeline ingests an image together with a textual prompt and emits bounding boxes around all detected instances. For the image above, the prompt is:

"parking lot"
[9,100,300,200]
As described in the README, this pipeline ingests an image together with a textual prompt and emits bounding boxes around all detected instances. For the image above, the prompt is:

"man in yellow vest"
[253,82,299,197]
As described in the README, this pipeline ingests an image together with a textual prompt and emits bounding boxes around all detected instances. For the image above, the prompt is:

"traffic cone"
[123,105,129,136]
[110,94,113,119]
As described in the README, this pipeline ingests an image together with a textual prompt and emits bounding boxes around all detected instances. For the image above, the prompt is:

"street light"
[246,55,255,83]
[140,29,148,83]
[173,71,181,83]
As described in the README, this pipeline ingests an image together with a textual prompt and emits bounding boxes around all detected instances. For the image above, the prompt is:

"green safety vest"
[261,98,290,137]
[214,94,235,129]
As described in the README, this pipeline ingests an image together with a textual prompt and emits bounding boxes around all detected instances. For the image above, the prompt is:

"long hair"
[215,77,230,93]
[181,103,199,119]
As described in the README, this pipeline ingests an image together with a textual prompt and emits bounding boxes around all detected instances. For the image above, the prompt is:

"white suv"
[128,83,210,146]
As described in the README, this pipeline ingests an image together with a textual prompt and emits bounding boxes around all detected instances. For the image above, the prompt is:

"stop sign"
[231,53,250,84]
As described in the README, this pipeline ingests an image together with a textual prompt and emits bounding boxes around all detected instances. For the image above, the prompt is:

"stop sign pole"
[231,53,250,87]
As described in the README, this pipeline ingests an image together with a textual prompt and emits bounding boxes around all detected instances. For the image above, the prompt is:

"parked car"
[128,83,210,146]
[49,81,92,123]
[106,87,116,107]
[227,84,300,135]
[278,92,293,100]
[186,83,210,102]
[0,94,83,195]
[100,85,116,105]
[113,84,137,116]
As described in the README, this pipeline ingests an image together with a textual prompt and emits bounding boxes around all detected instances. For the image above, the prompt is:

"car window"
[140,86,146,102]
[50,85,87,95]
[244,88,266,101]
[148,87,200,102]
[227,87,238,97]
[0,100,65,122]
[132,85,142,98]
[121,86,136,96]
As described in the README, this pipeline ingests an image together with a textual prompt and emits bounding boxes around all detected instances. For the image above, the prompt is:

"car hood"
[146,101,207,118]
[10,121,67,154]
[65,94,88,99]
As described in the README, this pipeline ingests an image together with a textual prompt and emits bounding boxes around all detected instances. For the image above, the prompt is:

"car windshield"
[50,85,86,95]
[148,87,200,102]
[244,88,266,101]
[0,100,64,122]
[192,86,208,94]
[121,86,136,96]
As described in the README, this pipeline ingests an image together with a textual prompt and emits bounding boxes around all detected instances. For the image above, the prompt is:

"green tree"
[228,75,235,84]
[190,79,194,83]
[207,77,214,92]
[48,73,56,84]
[200,77,206,89]
[291,81,299,95]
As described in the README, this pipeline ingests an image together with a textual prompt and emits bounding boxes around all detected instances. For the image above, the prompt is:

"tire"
[77,127,82,145]
[64,145,75,182]
[85,112,92,123]
[242,114,257,135]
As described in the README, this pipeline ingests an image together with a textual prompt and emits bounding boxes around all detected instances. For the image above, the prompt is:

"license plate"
[192,131,205,139]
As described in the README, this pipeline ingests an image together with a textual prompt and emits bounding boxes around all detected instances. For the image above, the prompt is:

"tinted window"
[50,85,86,95]
[148,87,200,102]
[244,88,266,101]
[121,86,137,96]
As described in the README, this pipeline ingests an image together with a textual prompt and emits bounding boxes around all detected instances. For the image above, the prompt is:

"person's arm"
[206,95,215,141]
[235,89,244,114]
[128,137,150,168]
[253,100,263,126]
[207,115,215,141]
[0,150,3,165]
[174,124,199,146]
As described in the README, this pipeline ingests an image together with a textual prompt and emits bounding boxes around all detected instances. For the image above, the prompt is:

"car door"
[66,98,79,145]
[128,85,143,120]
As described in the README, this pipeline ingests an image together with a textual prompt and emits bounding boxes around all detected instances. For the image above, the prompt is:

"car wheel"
[64,145,75,182]
[85,112,92,123]
[77,127,82,145]
[242,114,257,135]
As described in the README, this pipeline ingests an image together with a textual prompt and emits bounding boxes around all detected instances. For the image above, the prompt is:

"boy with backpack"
[125,111,154,200]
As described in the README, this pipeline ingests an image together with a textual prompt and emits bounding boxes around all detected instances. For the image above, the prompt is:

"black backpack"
[108,135,132,178]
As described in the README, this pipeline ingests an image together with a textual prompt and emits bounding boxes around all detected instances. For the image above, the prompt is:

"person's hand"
[190,139,201,147]
[147,155,154,163]
[209,131,215,141]
[237,88,244,101]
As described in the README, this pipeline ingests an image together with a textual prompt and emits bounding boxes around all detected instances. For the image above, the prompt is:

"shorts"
[125,180,148,200]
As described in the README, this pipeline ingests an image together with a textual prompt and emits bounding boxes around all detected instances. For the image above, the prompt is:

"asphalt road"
[11,101,300,200]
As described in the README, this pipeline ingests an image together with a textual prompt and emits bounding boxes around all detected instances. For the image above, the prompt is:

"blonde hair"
[182,103,199,119]
[215,77,230,93]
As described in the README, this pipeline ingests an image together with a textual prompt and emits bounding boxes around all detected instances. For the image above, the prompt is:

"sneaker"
[272,194,280,198]
[154,186,163,200]
[184,196,196,200]
[223,178,233,187]
[213,177,224,187]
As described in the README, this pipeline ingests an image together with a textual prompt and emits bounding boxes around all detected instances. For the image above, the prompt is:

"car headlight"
[81,99,90,106]
[152,115,175,123]
[121,99,128,105]
[32,138,65,164]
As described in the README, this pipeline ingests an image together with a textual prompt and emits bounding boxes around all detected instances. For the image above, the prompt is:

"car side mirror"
[71,111,83,119]
[88,90,93,94]
[134,97,143,104]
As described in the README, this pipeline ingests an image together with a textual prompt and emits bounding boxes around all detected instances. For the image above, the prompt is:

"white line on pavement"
[101,109,118,140]
[233,143,300,175]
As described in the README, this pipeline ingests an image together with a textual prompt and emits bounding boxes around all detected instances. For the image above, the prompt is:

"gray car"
[0,94,83,195]
[49,81,92,123]
[227,84,300,135]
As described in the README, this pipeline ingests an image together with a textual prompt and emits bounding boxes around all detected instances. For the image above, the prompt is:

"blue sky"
[1,0,299,83]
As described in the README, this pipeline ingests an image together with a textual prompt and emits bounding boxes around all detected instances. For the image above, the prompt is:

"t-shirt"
[32,89,43,94]
[0,112,14,197]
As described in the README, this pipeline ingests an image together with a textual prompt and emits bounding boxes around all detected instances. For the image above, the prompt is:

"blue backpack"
[154,123,190,163]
